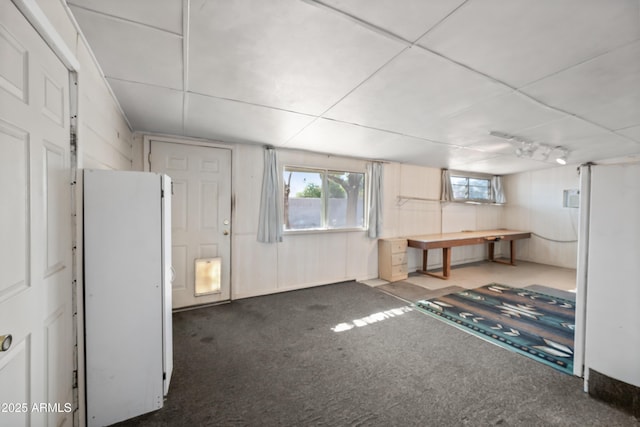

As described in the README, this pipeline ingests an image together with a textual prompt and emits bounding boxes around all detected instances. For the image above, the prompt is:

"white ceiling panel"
[285,118,412,159]
[418,0,640,88]
[67,1,640,175]
[325,47,510,138]
[617,125,640,143]
[515,116,617,147]
[187,0,405,115]
[565,136,640,165]
[108,79,184,135]
[522,41,640,131]
[417,91,566,146]
[70,6,183,89]
[68,0,183,34]
[184,93,315,145]
[287,118,502,167]
[453,156,553,176]
[320,0,466,41]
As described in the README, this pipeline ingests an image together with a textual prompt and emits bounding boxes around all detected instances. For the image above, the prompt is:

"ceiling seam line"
[105,76,183,92]
[520,38,640,89]
[182,0,190,134]
[183,91,318,118]
[409,0,472,43]
[66,3,183,37]
[299,0,411,45]
[416,45,630,139]
[280,46,411,147]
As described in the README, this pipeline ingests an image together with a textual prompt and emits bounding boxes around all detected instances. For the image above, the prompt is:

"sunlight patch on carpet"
[331,306,413,332]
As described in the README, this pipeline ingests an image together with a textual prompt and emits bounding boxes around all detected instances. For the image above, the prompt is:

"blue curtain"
[257,147,283,243]
[367,162,383,238]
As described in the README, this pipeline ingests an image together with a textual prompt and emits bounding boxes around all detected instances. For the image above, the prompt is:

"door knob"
[223,230,229,235]
[0,334,12,352]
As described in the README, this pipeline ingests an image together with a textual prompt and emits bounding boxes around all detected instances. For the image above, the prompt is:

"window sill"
[449,200,505,206]
[283,227,367,236]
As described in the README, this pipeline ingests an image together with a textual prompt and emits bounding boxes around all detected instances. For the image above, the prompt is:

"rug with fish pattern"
[416,284,575,375]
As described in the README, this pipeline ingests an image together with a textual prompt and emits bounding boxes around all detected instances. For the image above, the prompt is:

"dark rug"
[416,283,575,375]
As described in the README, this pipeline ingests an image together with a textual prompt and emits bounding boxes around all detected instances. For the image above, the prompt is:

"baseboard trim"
[588,369,640,418]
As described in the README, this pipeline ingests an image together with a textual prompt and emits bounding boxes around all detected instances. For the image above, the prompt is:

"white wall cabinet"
[83,170,173,426]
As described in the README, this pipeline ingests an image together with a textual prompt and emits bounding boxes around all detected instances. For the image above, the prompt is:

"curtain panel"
[257,147,283,243]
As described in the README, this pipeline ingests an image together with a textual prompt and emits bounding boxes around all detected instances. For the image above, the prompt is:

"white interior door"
[0,2,73,426]
[150,141,232,308]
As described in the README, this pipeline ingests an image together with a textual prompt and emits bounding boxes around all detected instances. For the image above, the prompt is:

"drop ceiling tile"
[521,40,640,131]
[70,6,183,89]
[68,0,183,34]
[184,93,315,145]
[320,0,465,41]
[418,91,566,146]
[418,0,640,87]
[187,0,405,115]
[325,47,510,138]
[108,79,183,135]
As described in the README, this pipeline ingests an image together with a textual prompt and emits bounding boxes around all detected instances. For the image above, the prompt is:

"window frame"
[449,171,494,204]
[282,165,367,233]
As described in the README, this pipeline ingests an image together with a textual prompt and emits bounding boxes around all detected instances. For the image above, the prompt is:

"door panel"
[0,2,72,426]
[150,141,231,308]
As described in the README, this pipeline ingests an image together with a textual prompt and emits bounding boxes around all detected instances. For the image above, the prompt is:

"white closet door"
[0,2,73,426]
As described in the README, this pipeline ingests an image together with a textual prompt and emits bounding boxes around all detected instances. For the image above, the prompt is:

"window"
[451,175,492,202]
[283,167,365,231]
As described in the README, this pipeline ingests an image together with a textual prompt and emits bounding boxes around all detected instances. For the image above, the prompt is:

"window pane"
[327,172,364,228]
[450,176,468,186]
[469,178,490,200]
[451,176,468,199]
[284,169,323,230]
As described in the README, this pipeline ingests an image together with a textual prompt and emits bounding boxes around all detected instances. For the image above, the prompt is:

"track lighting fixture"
[489,131,570,164]
[555,147,569,165]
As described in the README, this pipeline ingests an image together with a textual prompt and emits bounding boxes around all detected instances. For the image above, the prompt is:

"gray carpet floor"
[115,281,638,426]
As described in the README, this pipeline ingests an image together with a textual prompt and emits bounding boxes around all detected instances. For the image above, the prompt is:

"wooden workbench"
[406,229,531,280]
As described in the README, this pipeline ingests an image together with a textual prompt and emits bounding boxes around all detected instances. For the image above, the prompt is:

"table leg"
[488,242,495,261]
[423,249,428,271]
[442,247,451,278]
[416,248,449,280]
[510,240,516,265]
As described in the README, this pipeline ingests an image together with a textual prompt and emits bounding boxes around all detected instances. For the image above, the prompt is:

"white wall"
[584,163,640,388]
[76,39,133,170]
[382,163,504,272]
[232,145,379,299]
[503,166,580,268]
[231,153,505,298]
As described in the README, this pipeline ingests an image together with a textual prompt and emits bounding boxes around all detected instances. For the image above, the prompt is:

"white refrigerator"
[83,170,173,426]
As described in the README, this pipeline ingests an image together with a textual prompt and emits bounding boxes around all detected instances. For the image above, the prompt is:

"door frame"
[142,134,235,303]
